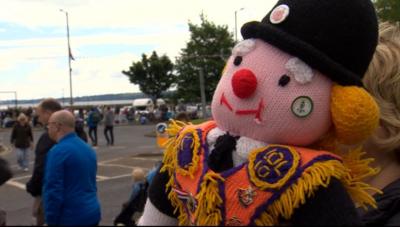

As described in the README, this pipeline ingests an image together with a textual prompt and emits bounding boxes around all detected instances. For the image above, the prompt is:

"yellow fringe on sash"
[161,120,225,225]
[194,171,225,226]
[161,120,200,178]
[255,160,346,225]
[161,120,192,225]
[335,147,382,210]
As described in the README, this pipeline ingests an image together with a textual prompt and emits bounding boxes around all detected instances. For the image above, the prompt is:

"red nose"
[231,69,258,99]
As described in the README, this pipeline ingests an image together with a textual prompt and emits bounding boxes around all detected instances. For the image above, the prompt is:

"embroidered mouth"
[220,93,265,124]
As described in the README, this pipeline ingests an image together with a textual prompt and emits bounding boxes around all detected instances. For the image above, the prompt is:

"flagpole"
[60,9,73,107]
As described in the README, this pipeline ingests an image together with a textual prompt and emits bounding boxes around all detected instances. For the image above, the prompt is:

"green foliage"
[122,51,176,101]
[374,0,400,23]
[175,14,235,102]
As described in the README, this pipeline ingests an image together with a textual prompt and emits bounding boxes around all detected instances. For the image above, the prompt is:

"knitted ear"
[331,85,379,145]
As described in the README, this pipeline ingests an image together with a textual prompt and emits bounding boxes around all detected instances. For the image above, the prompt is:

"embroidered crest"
[237,186,257,207]
[177,133,195,169]
[174,127,202,177]
[248,145,300,190]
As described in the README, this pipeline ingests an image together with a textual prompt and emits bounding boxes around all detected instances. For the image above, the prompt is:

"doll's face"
[211,39,333,146]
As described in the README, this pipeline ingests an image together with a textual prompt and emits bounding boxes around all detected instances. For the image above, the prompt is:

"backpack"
[134,181,149,212]
[91,111,101,124]
[113,181,149,226]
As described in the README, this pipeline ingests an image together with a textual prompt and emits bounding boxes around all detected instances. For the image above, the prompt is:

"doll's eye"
[278,74,291,87]
[233,56,242,66]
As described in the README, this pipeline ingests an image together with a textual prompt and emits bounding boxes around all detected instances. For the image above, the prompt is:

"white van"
[132,98,165,113]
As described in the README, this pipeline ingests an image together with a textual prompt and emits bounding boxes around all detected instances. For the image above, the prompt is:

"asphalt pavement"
[0,123,163,226]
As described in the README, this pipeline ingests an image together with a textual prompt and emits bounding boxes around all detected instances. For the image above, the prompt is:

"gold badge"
[226,216,243,226]
[237,186,257,207]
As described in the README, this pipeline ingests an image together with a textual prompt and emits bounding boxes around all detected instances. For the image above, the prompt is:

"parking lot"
[0,123,162,225]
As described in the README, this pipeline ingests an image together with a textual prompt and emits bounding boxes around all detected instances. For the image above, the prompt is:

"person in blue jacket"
[44,110,101,226]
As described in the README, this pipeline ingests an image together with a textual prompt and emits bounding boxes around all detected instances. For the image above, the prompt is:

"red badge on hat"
[270,4,290,24]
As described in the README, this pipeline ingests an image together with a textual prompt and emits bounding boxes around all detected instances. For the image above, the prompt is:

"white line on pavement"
[130,157,162,162]
[96,175,110,180]
[98,157,123,165]
[6,180,26,190]
[98,163,134,169]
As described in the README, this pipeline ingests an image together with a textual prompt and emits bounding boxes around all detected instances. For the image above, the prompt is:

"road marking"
[98,157,123,164]
[136,145,159,149]
[6,180,26,190]
[96,168,151,182]
[108,146,126,150]
[131,157,162,162]
[96,175,110,180]
[98,163,134,170]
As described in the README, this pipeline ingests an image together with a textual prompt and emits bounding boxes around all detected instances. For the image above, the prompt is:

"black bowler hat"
[241,0,378,87]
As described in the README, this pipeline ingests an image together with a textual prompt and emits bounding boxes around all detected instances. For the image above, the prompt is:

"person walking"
[44,110,101,226]
[25,98,61,226]
[103,106,115,146]
[87,107,101,146]
[360,21,400,226]
[10,113,33,172]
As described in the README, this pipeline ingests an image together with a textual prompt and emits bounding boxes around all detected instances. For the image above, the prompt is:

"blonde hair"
[131,168,145,182]
[17,113,28,123]
[363,21,400,152]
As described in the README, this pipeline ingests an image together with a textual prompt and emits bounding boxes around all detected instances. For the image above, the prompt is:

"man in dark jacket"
[25,98,61,226]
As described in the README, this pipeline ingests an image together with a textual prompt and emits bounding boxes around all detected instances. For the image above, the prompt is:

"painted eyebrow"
[232,39,256,56]
[285,57,314,84]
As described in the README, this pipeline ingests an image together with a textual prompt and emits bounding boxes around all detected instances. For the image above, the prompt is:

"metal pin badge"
[291,96,313,118]
[270,4,290,24]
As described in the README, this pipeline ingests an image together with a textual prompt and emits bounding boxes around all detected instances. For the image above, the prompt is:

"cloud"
[0,0,278,100]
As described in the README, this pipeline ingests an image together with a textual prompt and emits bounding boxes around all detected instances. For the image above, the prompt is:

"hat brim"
[241,21,363,86]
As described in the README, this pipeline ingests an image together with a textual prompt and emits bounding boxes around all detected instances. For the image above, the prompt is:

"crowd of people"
[0,2,399,225]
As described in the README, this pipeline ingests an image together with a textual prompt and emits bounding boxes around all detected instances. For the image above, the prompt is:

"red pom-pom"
[231,69,258,99]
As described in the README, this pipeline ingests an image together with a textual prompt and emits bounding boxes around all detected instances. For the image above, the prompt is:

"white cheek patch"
[285,57,314,84]
[232,39,256,56]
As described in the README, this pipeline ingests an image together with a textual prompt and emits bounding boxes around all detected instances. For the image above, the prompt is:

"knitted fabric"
[159,121,379,225]
[241,0,378,86]
[212,40,333,146]
[138,199,178,226]
[331,85,380,145]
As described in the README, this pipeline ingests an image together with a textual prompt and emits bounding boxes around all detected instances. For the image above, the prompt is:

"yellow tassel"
[312,135,381,210]
[161,120,201,179]
[255,160,346,225]
[337,147,382,210]
[161,120,194,225]
[194,172,224,226]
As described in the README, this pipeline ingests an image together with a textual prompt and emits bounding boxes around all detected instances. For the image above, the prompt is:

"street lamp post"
[234,8,244,42]
[60,9,73,107]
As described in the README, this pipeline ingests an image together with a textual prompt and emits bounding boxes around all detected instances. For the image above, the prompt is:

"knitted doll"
[139,0,381,225]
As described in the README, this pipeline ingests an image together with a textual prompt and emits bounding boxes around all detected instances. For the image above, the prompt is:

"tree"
[122,51,176,103]
[374,0,400,23]
[175,14,235,103]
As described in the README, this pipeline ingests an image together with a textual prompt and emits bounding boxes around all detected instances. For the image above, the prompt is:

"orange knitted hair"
[330,84,380,145]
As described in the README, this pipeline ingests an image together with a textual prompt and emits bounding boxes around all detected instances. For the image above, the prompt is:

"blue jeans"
[16,148,29,169]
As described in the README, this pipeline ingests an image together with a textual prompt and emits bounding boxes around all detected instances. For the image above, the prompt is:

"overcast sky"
[0,0,277,100]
